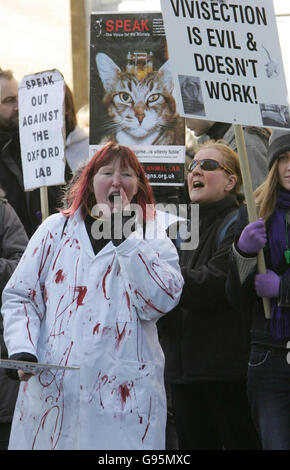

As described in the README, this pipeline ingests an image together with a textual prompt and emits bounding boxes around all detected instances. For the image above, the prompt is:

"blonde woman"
[227,129,290,450]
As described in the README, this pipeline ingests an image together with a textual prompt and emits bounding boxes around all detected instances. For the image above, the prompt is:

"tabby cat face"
[96,53,176,142]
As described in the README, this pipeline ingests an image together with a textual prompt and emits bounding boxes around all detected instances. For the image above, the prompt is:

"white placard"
[18,69,66,190]
[161,0,290,129]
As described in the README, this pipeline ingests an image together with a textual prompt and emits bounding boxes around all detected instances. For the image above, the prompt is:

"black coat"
[0,131,72,238]
[0,191,28,423]
[158,196,252,383]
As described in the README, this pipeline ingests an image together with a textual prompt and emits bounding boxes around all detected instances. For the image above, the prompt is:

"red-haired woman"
[1,142,183,450]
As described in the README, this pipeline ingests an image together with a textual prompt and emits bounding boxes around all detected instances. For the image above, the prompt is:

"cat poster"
[90,12,186,186]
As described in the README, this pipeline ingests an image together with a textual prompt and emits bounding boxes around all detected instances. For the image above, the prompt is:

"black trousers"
[170,381,262,450]
[0,423,11,450]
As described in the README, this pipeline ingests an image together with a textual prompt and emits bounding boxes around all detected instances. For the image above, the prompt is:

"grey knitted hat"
[268,128,290,170]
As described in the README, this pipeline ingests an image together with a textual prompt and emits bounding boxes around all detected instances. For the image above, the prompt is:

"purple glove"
[238,218,267,254]
[255,270,280,298]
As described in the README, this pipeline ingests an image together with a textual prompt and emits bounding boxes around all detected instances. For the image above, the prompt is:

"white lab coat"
[2,209,183,450]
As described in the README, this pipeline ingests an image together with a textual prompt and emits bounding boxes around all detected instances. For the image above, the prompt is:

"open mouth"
[192,181,204,189]
[108,192,121,203]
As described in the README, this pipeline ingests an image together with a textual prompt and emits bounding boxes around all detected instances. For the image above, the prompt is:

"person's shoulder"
[236,203,248,218]
[243,126,271,142]
[0,187,7,202]
[66,126,89,146]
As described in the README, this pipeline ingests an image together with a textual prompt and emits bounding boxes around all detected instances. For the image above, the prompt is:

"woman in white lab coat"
[2,142,183,450]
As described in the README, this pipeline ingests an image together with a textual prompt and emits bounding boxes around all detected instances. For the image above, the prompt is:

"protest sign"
[18,70,66,192]
[161,0,279,319]
[161,0,290,130]
[90,12,185,186]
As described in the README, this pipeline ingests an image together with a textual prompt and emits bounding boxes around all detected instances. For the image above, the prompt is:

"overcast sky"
[0,0,289,95]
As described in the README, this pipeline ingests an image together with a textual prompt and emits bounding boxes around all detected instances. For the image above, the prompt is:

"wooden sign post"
[234,124,271,319]
[40,186,49,222]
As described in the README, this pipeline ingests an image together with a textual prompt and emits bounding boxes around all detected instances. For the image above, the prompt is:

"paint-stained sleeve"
[1,214,66,357]
[114,221,184,322]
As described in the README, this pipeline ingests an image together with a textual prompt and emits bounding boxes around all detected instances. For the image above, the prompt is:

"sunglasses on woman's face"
[188,158,232,174]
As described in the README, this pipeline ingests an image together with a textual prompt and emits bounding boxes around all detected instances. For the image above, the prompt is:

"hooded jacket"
[65,126,89,172]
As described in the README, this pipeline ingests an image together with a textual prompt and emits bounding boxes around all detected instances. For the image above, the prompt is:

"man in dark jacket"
[0,188,28,449]
[0,68,71,238]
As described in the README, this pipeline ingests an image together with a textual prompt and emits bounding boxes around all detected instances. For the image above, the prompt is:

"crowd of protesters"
[0,66,289,451]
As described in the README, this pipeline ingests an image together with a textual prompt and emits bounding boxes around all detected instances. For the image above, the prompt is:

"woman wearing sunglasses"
[158,140,261,450]
[226,129,290,450]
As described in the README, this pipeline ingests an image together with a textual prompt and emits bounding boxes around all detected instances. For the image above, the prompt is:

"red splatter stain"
[138,253,174,299]
[34,342,74,450]
[93,323,101,335]
[74,286,87,307]
[32,406,62,450]
[102,254,116,300]
[125,291,131,311]
[55,269,65,284]
[88,372,109,408]
[44,288,48,303]
[52,249,61,271]
[38,232,52,279]
[134,289,165,315]
[142,396,152,443]
[115,322,127,349]
[32,247,39,257]
[52,238,71,271]
[118,382,132,410]
[28,288,36,302]
[23,303,34,347]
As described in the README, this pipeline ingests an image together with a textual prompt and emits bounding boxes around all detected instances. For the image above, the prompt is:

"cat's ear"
[158,60,174,95]
[96,53,121,91]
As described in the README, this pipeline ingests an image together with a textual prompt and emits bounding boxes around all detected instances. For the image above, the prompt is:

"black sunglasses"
[188,158,232,174]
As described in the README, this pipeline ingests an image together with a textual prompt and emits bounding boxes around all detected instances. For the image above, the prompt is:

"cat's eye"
[119,92,133,104]
[147,93,161,104]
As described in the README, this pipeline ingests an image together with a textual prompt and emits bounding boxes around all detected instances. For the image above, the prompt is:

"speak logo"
[94,19,103,38]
